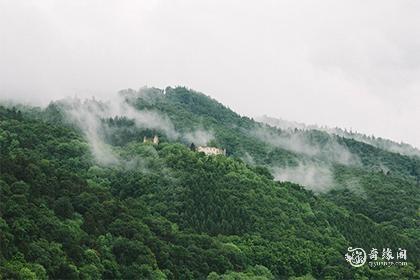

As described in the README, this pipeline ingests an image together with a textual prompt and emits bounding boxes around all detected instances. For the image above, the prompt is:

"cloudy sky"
[1,0,419,147]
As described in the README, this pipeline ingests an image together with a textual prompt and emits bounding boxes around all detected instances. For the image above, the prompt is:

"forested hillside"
[1,87,419,279]
[258,115,420,158]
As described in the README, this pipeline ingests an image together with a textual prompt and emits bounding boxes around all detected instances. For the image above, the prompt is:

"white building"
[197,146,226,156]
[143,135,159,144]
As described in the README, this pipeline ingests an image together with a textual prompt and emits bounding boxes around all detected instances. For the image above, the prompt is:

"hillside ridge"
[0,87,419,279]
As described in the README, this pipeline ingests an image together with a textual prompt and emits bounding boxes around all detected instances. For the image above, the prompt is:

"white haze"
[273,163,334,193]
[251,126,360,166]
[58,93,214,165]
[273,162,365,193]
[251,124,362,192]
[258,115,420,158]
[183,129,214,146]
[58,96,173,165]
[1,1,420,149]
[62,99,120,166]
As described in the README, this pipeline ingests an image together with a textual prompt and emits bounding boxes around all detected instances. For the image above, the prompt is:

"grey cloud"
[0,0,419,148]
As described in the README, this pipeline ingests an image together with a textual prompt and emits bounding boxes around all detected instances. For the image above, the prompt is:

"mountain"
[0,86,419,279]
[257,115,420,158]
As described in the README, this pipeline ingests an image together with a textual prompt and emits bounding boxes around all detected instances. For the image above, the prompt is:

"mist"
[1,1,420,148]
[61,98,120,166]
[183,129,214,146]
[251,125,360,166]
[272,163,334,193]
[55,92,217,166]
[258,115,420,158]
[250,123,365,191]
[56,94,178,165]
[272,161,366,193]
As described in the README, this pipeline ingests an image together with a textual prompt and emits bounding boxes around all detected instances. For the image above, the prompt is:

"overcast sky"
[1,0,419,147]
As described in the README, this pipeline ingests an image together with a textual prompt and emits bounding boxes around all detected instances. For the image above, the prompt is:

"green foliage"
[1,89,419,279]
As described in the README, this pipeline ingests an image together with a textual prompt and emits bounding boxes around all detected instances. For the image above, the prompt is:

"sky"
[1,0,419,148]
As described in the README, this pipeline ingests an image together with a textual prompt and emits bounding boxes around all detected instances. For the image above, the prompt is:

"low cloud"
[55,92,216,166]
[272,162,334,193]
[61,98,120,166]
[251,123,362,192]
[182,129,214,146]
[56,93,179,165]
[258,115,420,158]
[251,125,360,166]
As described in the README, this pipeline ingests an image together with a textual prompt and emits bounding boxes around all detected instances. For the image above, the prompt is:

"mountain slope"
[258,115,420,158]
[1,87,419,279]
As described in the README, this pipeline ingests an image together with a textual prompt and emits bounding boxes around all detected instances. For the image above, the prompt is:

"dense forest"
[1,87,419,279]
